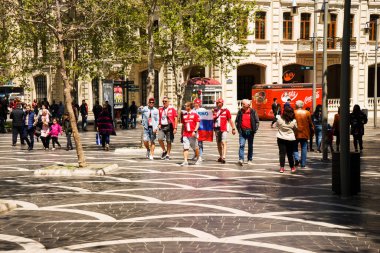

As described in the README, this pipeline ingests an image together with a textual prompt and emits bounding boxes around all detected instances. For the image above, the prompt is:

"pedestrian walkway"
[0,122,379,252]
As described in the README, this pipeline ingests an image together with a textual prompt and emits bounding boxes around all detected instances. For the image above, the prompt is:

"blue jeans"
[198,141,203,156]
[315,125,322,150]
[101,134,110,147]
[25,127,35,148]
[81,115,88,130]
[130,114,137,128]
[239,131,254,161]
[293,139,308,167]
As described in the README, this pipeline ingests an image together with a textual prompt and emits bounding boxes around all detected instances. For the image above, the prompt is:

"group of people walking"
[139,96,260,166]
[9,101,73,151]
[273,98,368,173]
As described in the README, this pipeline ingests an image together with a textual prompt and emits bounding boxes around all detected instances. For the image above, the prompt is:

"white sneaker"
[146,150,150,159]
[238,160,244,166]
[52,148,56,151]
[180,161,189,166]
[197,157,203,162]
[105,144,109,151]
[149,155,154,160]
[195,159,202,165]
[247,160,254,165]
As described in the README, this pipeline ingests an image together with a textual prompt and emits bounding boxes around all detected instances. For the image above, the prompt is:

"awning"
[187,77,221,86]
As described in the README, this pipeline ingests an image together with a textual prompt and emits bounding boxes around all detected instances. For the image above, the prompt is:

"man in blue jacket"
[24,105,35,150]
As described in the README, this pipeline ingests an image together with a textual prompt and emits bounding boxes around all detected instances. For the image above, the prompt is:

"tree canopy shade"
[3,0,144,167]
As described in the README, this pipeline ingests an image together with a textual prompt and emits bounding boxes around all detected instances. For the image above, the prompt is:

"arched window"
[34,75,47,102]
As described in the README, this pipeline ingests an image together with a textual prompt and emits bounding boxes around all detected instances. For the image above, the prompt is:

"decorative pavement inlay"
[0,122,379,252]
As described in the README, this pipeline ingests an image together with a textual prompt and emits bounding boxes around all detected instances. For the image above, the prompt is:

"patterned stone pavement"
[0,121,379,253]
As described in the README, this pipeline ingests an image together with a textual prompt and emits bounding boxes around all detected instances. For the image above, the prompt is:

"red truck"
[251,83,322,120]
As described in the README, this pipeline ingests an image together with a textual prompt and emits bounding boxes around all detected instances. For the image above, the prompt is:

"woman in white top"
[276,107,297,173]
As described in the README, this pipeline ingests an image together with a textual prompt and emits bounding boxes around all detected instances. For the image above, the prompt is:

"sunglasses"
[162,101,168,103]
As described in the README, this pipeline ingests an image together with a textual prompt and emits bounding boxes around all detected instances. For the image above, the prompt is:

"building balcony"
[297,37,357,51]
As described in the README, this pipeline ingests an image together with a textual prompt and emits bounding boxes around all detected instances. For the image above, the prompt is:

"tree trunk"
[55,0,87,167]
[146,3,157,105]
[175,65,191,112]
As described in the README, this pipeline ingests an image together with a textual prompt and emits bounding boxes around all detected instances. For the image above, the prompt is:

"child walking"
[63,113,73,151]
[50,118,62,150]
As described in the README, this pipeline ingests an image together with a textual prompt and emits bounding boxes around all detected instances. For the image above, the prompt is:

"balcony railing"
[297,37,357,51]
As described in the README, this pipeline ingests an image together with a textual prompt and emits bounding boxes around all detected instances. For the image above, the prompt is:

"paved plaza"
[0,121,379,253]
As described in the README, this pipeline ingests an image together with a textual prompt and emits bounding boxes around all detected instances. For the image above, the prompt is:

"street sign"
[300,66,313,70]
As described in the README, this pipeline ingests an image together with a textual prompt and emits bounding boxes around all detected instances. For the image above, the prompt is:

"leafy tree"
[5,0,142,167]
[157,0,255,109]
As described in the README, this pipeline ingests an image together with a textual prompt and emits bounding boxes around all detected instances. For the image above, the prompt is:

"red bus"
[251,83,322,120]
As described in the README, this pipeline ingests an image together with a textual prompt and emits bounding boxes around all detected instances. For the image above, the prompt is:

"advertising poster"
[114,85,123,109]
[102,80,114,118]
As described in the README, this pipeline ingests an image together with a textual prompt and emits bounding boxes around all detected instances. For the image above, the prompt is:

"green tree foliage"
[3,0,143,167]
[157,0,255,109]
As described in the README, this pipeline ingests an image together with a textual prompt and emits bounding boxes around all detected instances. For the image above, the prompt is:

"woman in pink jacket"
[50,118,62,150]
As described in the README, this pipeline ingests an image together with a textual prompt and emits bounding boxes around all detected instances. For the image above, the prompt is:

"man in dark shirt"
[92,100,102,130]
[129,101,138,128]
[79,100,88,131]
[10,103,31,148]
[271,98,280,128]
[235,99,259,166]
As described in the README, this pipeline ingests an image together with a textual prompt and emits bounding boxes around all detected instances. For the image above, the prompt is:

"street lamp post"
[374,18,379,128]
[339,0,352,197]
[321,0,329,161]
[313,0,318,111]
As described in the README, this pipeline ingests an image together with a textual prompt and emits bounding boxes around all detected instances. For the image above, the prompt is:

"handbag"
[34,127,41,137]
[309,124,315,136]
[96,132,102,145]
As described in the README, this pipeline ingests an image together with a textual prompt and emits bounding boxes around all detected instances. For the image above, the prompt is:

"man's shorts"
[183,136,198,150]
[214,129,227,142]
[143,127,156,142]
[158,124,174,143]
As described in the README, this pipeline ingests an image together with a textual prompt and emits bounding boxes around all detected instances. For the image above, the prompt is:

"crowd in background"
[0,95,370,168]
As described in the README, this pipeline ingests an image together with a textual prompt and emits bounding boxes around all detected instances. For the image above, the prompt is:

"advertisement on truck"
[251,83,322,120]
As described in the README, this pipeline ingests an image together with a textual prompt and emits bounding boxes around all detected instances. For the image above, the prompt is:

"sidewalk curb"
[34,163,119,176]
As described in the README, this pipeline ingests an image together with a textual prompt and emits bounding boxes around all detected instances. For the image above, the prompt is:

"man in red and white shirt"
[181,102,200,166]
[213,98,236,163]
[158,96,178,160]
